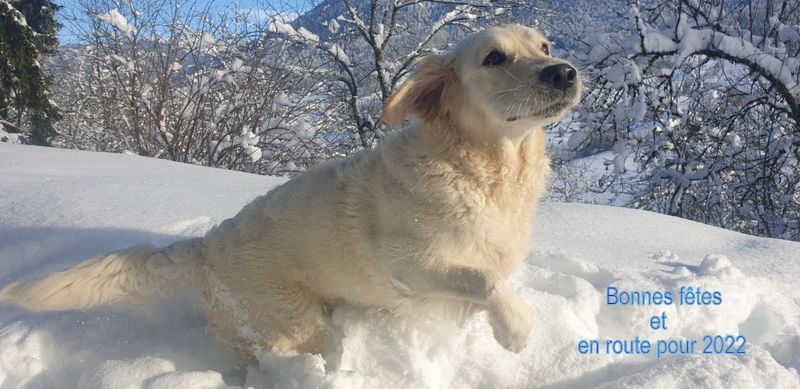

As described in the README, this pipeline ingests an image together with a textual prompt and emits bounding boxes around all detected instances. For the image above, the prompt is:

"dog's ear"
[382,56,458,126]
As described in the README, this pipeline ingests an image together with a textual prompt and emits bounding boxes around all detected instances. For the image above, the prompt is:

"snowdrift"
[1,143,798,388]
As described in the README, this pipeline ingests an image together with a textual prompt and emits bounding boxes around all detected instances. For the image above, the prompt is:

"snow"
[1,0,27,28]
[643,32,677,52]
[239,128,262,162]
[629,5,800,98]
[661,24,800,98]
[778,23,800,44]
[267,20,349,67]
[266,20,296,36]
[0,143,799,388]
[296,27,319,43]
[586,34,616,63]
[327,19,340,34]
[0,127,23,144]
[605,59,641,88]
[198,33,218,55]
[96,9,135,35]
[295,121,315,140]
[78,358,227,389]
[328,43,351,66]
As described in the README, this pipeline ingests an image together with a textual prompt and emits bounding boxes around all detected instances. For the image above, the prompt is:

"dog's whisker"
[487,86,524,107]
[490,88,527,117]
[499,66,522,82]
[488,85,523,99]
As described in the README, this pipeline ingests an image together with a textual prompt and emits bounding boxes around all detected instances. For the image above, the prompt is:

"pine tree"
[0,0,61,145]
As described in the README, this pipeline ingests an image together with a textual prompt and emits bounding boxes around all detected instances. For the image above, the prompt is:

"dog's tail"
[0,238,206,311]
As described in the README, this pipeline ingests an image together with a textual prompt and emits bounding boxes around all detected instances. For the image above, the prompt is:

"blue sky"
[56,0,314,43]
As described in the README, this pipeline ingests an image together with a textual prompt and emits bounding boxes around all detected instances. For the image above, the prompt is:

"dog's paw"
[488,284,532,353]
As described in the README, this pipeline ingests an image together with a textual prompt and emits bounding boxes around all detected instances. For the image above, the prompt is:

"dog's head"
[383,25,582,139]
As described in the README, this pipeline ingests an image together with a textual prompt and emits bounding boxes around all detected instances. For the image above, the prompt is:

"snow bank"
[0,144,798,388]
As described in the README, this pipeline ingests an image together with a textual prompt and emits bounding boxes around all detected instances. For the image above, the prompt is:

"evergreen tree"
[0,0,61,145]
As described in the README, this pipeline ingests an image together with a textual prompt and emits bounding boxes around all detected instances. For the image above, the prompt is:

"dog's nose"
[539,64,577,91]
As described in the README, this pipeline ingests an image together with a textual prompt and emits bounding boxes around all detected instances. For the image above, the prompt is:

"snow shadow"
[0,225,198,285]
[0,226,240,388]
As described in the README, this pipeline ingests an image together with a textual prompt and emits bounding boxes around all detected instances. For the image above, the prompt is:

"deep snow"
[0,143,798,388]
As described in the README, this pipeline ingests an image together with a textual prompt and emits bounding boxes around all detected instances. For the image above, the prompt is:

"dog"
[0,25,581,357]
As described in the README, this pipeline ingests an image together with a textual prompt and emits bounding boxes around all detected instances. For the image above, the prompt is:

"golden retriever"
[0,25,581,357]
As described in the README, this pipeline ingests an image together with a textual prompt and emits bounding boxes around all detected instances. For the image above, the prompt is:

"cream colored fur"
[0,25,582,357]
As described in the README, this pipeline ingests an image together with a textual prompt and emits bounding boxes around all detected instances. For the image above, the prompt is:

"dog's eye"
[482,50,506,67]
[541,44,550,56]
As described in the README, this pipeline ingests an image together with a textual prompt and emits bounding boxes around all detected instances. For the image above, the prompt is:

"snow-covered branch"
[560,0,800,240]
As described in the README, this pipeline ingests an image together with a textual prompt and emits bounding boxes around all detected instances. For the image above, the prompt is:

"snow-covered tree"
[0,0,61,145]
[41,0,800,240]
[49,0,331,175]
[269,0,538,150]
[561,0,800,240]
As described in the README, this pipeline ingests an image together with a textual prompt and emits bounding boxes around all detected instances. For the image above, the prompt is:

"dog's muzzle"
[539,64,578,91]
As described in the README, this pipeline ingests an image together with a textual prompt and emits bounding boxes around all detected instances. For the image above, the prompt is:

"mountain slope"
[0,143,798,388]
